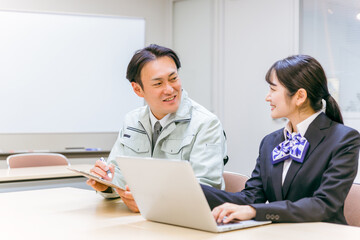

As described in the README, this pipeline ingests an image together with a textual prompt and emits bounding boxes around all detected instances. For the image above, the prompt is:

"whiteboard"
[0,10,144,133]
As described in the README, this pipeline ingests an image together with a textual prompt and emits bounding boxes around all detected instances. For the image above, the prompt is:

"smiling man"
[87,44,227,212]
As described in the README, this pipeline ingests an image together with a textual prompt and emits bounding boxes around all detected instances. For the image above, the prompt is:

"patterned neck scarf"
[272,132,309,165]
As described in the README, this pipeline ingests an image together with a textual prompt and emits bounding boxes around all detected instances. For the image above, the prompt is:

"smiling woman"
[201,55,360,225]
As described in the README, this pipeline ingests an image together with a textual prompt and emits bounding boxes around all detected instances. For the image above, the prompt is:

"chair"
[6,153,69,169]
[223,171,249,193]
[344,183,360,227]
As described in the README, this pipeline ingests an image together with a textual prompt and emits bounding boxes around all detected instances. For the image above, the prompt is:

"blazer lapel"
[282,113,330,198]
[270,131,286,201]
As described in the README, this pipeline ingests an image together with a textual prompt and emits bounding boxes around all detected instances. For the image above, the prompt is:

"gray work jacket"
[101,90,226,198]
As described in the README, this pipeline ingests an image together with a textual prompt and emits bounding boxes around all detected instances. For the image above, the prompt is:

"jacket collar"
[137,89,192,141]
[168,89,192,123]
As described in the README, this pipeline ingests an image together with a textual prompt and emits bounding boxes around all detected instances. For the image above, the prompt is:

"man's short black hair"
[126,44,181,89]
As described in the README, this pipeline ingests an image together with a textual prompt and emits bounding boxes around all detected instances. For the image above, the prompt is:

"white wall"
[172,0,214,111]
[221,0,299,176]
[172,0,298,176]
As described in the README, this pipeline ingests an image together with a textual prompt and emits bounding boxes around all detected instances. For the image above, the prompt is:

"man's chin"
[164,105,180,114]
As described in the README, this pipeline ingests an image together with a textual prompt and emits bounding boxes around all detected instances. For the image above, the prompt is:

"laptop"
[116,156,271,232]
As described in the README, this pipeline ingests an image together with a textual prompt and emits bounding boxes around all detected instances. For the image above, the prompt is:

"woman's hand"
[212,203,256,223]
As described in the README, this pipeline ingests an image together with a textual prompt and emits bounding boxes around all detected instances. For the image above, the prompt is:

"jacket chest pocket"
[119,133,150,156]
[160,135,194,158]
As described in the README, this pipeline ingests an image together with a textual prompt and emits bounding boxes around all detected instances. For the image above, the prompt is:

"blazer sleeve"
[201,137,268,209]
[251,129,360,223]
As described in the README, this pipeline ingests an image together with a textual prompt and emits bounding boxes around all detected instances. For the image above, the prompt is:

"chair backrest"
[7,153,69,168]
[344,183,360,227]
[223,171,249,193]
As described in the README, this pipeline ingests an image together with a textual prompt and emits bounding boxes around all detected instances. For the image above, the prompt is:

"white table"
[1,187,359,240]
[0,164,93,192]
[0,164,93,182]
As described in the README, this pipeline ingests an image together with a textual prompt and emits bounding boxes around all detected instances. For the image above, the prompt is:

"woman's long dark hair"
[265,55,343,124]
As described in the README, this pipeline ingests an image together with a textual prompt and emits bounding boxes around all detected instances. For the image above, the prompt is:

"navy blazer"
[202,113,360,224]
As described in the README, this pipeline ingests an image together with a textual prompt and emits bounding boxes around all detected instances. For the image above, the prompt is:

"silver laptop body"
[116,156,271,232]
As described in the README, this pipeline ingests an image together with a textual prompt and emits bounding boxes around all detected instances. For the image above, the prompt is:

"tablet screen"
[67,167,123,190]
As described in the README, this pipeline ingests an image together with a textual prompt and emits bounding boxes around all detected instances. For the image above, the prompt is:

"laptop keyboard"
[217,220,243,226]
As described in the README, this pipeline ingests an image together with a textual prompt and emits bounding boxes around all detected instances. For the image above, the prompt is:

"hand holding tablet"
[67,166,123,190]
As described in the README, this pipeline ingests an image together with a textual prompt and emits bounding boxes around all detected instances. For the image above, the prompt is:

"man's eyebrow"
[169,71,177,77]
[151,71,177,81]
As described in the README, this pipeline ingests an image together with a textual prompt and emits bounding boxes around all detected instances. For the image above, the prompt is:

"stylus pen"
[100,157,113,179]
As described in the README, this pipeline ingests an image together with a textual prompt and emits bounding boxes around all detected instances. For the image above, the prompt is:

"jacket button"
[266,214,271,220]
[275,215,279,220]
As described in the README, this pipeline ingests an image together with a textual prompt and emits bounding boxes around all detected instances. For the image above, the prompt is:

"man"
[87,44,227,212]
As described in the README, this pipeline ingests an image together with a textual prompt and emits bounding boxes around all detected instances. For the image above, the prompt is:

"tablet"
[67,166,123,190]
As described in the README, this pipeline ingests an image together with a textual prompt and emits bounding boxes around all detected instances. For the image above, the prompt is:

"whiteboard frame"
[0,9,145,152]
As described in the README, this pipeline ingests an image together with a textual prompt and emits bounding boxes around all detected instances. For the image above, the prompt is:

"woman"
[202,55,360,224]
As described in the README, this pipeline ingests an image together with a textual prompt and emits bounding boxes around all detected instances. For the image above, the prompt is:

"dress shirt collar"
[284,111,322,138]
[149,110,171,133]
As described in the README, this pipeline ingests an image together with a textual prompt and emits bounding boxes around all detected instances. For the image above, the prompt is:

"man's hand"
[115,185,139,213]
[86,159,115,192]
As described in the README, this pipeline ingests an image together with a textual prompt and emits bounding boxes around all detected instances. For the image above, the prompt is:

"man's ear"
[295,88,307,106]
[131,82,144,98]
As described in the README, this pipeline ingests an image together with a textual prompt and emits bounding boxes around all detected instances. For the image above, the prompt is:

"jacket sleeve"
[97,129,127,199]
[251,129,360,223]
[189,116,226,189]
[201,137,268,208]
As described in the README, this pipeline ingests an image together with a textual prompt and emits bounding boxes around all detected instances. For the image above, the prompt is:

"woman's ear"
[131,82,144,98]
[295,88,308,107]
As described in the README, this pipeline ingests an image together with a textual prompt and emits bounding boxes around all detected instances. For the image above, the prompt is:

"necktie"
[272,132,309,165]
[152,121,162,151]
